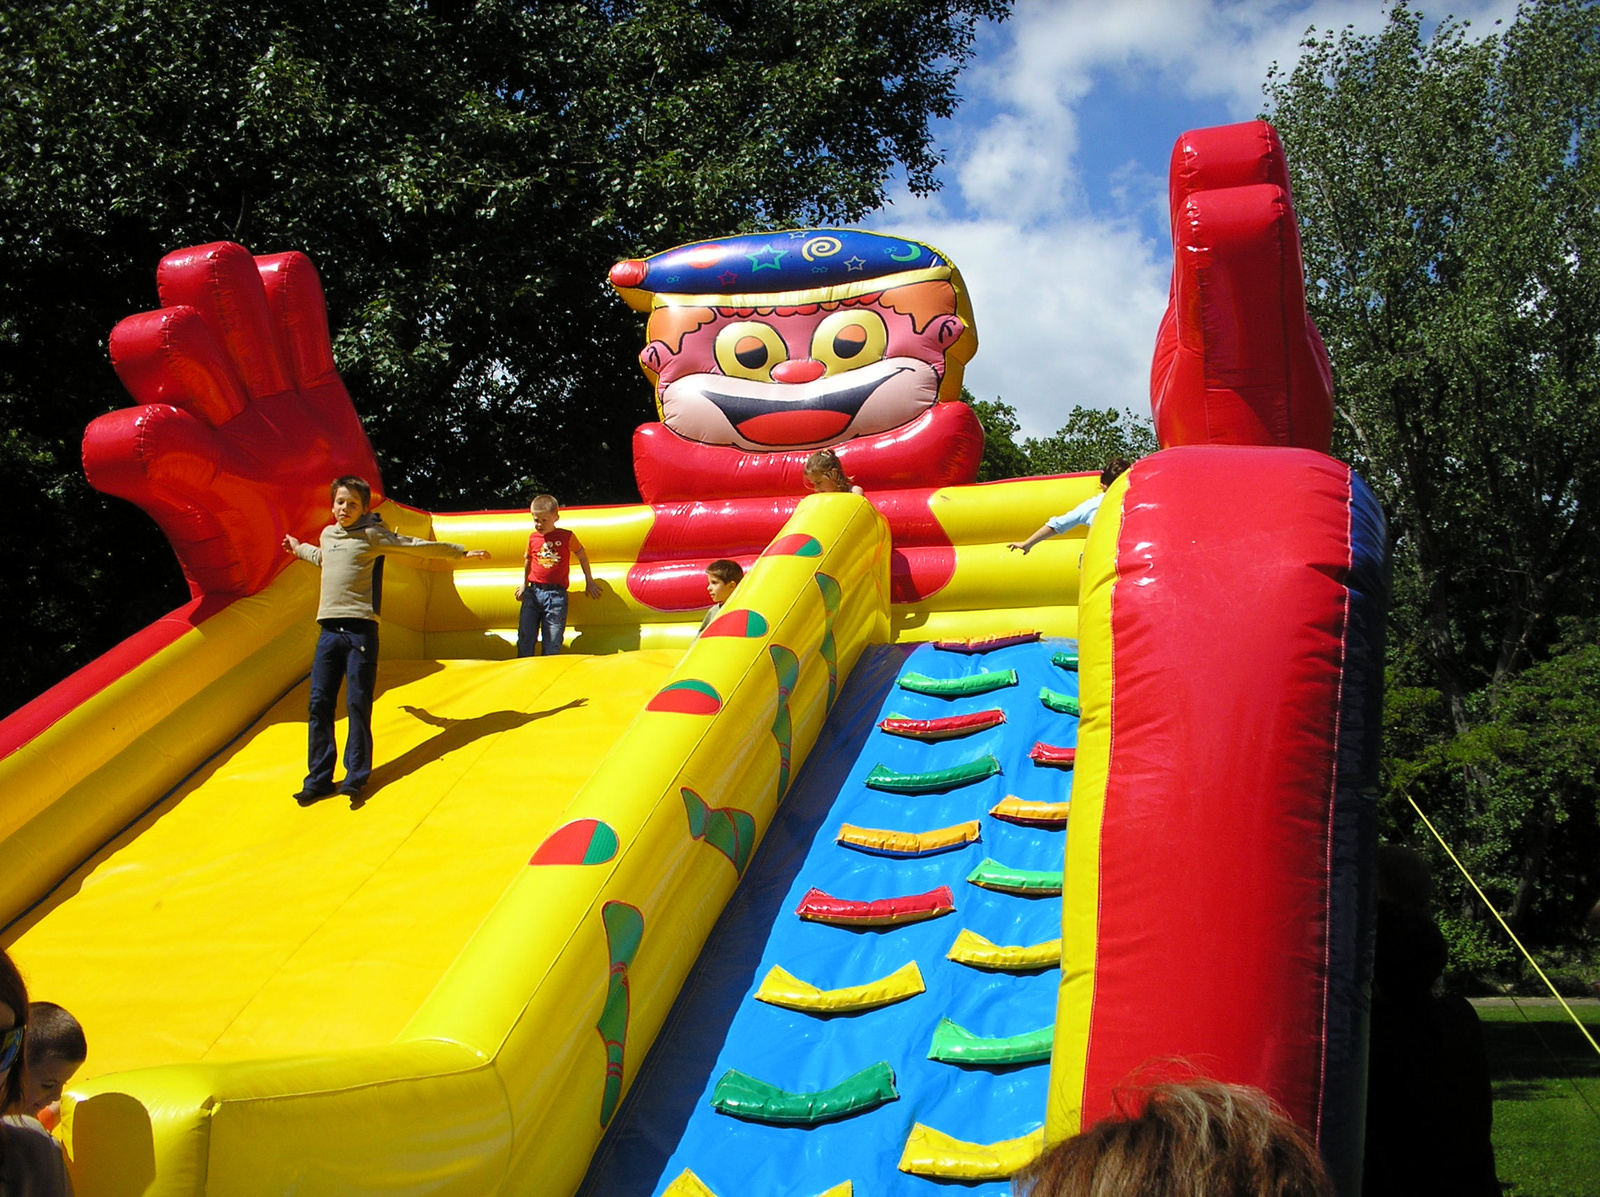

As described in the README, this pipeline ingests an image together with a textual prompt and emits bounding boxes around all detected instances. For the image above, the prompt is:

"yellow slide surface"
[9,652,679,1078]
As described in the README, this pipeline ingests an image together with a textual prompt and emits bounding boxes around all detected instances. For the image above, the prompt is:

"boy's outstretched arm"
[366,525,488,562]
[1008,524,1057,555]
[281,534,322,565]
[575,542,601,599]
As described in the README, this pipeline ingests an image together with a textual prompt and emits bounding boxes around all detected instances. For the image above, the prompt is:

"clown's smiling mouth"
[703,368,911,447]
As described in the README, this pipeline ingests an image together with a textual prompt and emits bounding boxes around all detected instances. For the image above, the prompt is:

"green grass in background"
[1477,1002,1600,1197]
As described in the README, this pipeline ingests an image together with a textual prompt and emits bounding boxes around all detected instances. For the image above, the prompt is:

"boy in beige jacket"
[282,476,488,804]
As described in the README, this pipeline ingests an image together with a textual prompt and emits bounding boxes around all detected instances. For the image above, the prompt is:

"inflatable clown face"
[611,230,979,464]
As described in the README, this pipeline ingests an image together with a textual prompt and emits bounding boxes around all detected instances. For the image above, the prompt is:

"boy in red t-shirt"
[514,494,600,656]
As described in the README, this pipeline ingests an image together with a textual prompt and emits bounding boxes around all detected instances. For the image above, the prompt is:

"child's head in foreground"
[529,493,560,534]
[1012,1079,1333,1197]
[22,1001,85,1118]
[330,475,373,527]
[803,449,852,493]
[705,559,743,605]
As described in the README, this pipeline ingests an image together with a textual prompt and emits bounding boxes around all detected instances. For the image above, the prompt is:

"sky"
[866,0,1519,438]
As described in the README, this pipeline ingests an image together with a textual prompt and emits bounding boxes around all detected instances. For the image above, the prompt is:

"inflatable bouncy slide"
[0,121,1385,1196]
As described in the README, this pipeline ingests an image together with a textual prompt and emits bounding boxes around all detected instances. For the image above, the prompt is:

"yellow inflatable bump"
[836,819,980,856]
[989,795,1072,827]
[662,1172,852,1197]
[946,929,1062,971]
[897,1121,1046,1179]
[753,961,925,1014]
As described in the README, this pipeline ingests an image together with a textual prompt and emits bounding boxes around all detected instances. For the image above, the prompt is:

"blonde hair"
[529,494,560,514]
[1014,1080,1333,1197]
[803,450,852,490]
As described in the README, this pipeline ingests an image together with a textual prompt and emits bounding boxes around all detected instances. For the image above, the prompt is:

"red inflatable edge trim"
[794,885,956,926]
[0,594,232,763]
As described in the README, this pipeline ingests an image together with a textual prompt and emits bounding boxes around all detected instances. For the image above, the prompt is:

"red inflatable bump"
[702,609,770,639]
[762,533,823,559]
[529,818,620,866]
[647,679,723,715]
[794,885,956,927]
[1030,743,1077,768]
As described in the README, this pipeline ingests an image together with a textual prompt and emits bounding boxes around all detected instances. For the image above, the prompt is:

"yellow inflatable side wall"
[1045,473,1128,1142]
[391,473,1099,654]
[56,493,891,1195]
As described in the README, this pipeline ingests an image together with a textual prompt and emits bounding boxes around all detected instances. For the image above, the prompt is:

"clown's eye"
[714,321,788,381]
[811,310,887,375]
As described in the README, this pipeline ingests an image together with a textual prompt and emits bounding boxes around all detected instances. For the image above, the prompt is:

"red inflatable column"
[1050,446,1386,1196]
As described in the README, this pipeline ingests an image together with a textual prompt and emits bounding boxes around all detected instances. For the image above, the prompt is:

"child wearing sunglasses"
[0,952,72,1194]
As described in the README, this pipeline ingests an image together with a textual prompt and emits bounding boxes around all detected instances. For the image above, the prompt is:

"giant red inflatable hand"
[84,242,382,599]
[1150,120,1333,452]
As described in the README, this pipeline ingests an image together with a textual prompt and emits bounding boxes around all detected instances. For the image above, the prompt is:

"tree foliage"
[968,393,1157,482]
[1267,0,1600,723]
[1267,0,1600,981]
[0,0,1008,713]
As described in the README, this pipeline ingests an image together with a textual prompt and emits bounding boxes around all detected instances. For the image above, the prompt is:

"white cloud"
[869,0,1522,437]
[875,206,1169,438]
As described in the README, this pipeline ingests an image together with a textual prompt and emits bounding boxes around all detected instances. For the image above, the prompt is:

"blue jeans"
[518,585,569,657]
[306,619,379,791]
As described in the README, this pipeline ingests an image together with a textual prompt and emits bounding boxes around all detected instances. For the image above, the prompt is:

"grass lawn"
[1476,1000,1600,1197]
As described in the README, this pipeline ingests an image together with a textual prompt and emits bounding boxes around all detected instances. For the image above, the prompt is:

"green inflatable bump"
[815,573,841,709]
[966,858,1064,896]
[682,786,756,876]
[898,669,1018,697]
[596,901,644,1127]
[927,1018,1054,1065]
[866,755,1001,794]
[1039,687,1081,716]
[1052,649,1080,671]
[710,1061,898,1125]
[770,645,800,800]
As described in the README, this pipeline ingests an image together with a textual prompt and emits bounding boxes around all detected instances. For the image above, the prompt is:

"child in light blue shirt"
[1009,457,1132,554]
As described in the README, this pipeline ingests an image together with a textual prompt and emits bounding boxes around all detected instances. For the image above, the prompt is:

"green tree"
[1020,403,1159,475]
[1268,0,1600,977]
[1383,622,1600,983]
[968,393,1157,481]
[1267,0,1600,726]
[0,0,1009,714]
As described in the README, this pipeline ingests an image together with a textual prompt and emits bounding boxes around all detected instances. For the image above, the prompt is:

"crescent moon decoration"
[887,242,921,262]
[801,236,844,261]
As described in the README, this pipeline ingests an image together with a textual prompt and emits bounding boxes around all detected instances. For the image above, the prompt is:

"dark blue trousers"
[517,584,569,657]
[305,619,379,791]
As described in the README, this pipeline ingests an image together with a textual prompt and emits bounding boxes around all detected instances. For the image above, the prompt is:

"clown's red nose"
[771,358,826,384]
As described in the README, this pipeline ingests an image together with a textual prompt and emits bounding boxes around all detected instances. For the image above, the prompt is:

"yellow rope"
[1406,794,1600,1059]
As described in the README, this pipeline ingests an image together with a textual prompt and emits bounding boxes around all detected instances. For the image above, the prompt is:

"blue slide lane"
[581,638,1079,1197]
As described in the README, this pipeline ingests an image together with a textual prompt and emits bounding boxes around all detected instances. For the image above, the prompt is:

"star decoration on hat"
[746,245,788,272]
[717,270,739,286]
[844,256,867,272]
